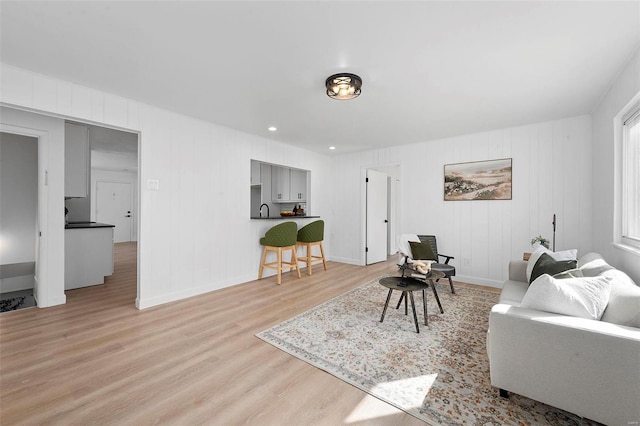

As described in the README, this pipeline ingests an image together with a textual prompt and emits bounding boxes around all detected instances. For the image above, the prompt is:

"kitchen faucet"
[259,203,270,218]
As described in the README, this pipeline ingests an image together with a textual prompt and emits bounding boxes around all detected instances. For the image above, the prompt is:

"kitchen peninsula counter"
[65,222,115,229]
[65,223,114,290]
[250,215,320,220]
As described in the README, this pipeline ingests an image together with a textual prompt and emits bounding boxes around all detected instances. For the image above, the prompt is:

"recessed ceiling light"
[268,126,277,132]
[329,146,336,150]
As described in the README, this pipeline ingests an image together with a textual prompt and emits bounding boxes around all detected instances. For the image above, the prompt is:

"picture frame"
[444,158,512,201]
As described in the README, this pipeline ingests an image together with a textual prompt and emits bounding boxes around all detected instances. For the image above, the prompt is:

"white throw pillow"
[521,274,612,320]
[526,246,578,282]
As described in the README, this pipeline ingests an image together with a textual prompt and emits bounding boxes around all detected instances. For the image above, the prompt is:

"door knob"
[125,215,131,218]
[384,219,388,223]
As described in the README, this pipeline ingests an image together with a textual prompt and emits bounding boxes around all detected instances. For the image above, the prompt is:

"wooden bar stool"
[296,220,327,276]
[258,221,301,285]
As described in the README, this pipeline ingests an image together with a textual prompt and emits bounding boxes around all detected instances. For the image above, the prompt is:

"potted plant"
[530,235,550,249]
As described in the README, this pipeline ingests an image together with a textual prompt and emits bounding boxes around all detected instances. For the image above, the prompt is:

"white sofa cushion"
[499,280,529,306]
[600,269,640,327]
[521,274,612,320]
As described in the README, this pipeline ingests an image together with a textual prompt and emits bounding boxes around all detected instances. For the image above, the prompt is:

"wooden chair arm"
[438,254,454,264]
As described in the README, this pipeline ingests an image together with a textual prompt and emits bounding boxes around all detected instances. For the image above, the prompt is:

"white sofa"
[487,252,640,425]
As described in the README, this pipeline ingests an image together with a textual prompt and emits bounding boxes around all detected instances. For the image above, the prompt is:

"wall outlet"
[147,179,160,190]
[463,258,471,267]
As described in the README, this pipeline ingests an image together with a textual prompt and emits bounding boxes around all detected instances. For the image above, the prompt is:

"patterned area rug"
[256,276,599,425]
[0,296,29,312]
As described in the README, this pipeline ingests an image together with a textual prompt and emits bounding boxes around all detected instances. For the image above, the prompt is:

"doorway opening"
[65,122,139,305]
[365,164,400,265]
[0,132,38,312]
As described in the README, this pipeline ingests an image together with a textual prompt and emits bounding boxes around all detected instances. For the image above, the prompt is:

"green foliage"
[530,235,550,249]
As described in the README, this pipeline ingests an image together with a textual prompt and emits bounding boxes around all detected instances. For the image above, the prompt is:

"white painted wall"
[0,132,37,264]
[3,53,634,303]
[591,48,640,283]
[0,63,332,309]
[329,116,593,287]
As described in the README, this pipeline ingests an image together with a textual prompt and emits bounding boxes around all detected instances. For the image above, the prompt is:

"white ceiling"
[1,1,639,155]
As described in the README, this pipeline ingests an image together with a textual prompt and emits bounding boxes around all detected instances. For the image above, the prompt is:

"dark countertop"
[250,215,320,220]
[65,222,115,229]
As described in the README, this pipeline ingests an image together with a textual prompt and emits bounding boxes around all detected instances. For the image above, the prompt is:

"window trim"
[614,90,640,254]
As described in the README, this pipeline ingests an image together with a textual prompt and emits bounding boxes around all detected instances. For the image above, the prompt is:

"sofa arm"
[488,304,640,425]
[508,260,528,282]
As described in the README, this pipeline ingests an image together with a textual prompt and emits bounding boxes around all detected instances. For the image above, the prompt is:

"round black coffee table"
[378,271,445,333]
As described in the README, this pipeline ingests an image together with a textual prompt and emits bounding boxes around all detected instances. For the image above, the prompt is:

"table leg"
[422,289,428,326]
[395,292,404,310]
[380,289,393,323]
[409,291,419,333]
[429,279,444,314]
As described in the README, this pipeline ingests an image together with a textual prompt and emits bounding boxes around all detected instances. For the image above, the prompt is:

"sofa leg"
[499,388,509,398]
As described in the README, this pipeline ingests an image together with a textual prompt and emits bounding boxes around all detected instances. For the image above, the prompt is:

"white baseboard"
[136,272,257,310]
[453,274,502,289]
[327,256,361,266]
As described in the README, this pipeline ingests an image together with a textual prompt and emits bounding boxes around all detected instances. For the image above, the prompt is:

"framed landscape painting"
[444,158,512,201]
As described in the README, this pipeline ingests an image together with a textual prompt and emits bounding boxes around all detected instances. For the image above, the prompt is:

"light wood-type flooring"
[0,243,483,425]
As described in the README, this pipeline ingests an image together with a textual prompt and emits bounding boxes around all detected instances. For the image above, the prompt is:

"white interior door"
[366,169,388,264]
[96,181,132,243]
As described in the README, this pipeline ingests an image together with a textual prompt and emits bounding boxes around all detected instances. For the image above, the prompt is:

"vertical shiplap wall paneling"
[70,84,92,120]
[90,91,104,123]
[1,63,334,308]
[233,132,254,271]
[173,115,195,294]
[103,94,129,129]
[32,74,57,113]
[475,133,492,279]
[537,122,553,250]
[210,127,232,285]
[562,118,581,252]
[499,129,513,278]
[142,106,173,300]
[1,66,33,105]
[551,120,567,250]
[528,124,540,242]
[330,115,593,287]
[510,126,529,263]
[447,138,463,276]
[591,48,640,282]
[577,116,593,254]
[192,122,215,289]
[487,130,505,280]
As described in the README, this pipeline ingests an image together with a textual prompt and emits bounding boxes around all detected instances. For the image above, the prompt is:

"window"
[621,104,640,249]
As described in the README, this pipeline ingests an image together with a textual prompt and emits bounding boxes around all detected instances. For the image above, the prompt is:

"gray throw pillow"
[529,252,577,284]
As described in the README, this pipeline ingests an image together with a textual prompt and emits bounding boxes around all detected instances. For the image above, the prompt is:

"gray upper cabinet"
[271,165,307,203]
[64,122,90,198]
[289,168,306,202]
[271,166,291,202]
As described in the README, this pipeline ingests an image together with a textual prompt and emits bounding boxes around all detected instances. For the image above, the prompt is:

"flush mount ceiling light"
[325,73,362,100]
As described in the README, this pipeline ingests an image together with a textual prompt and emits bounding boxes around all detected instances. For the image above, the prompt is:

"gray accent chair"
[418,235,456,294]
